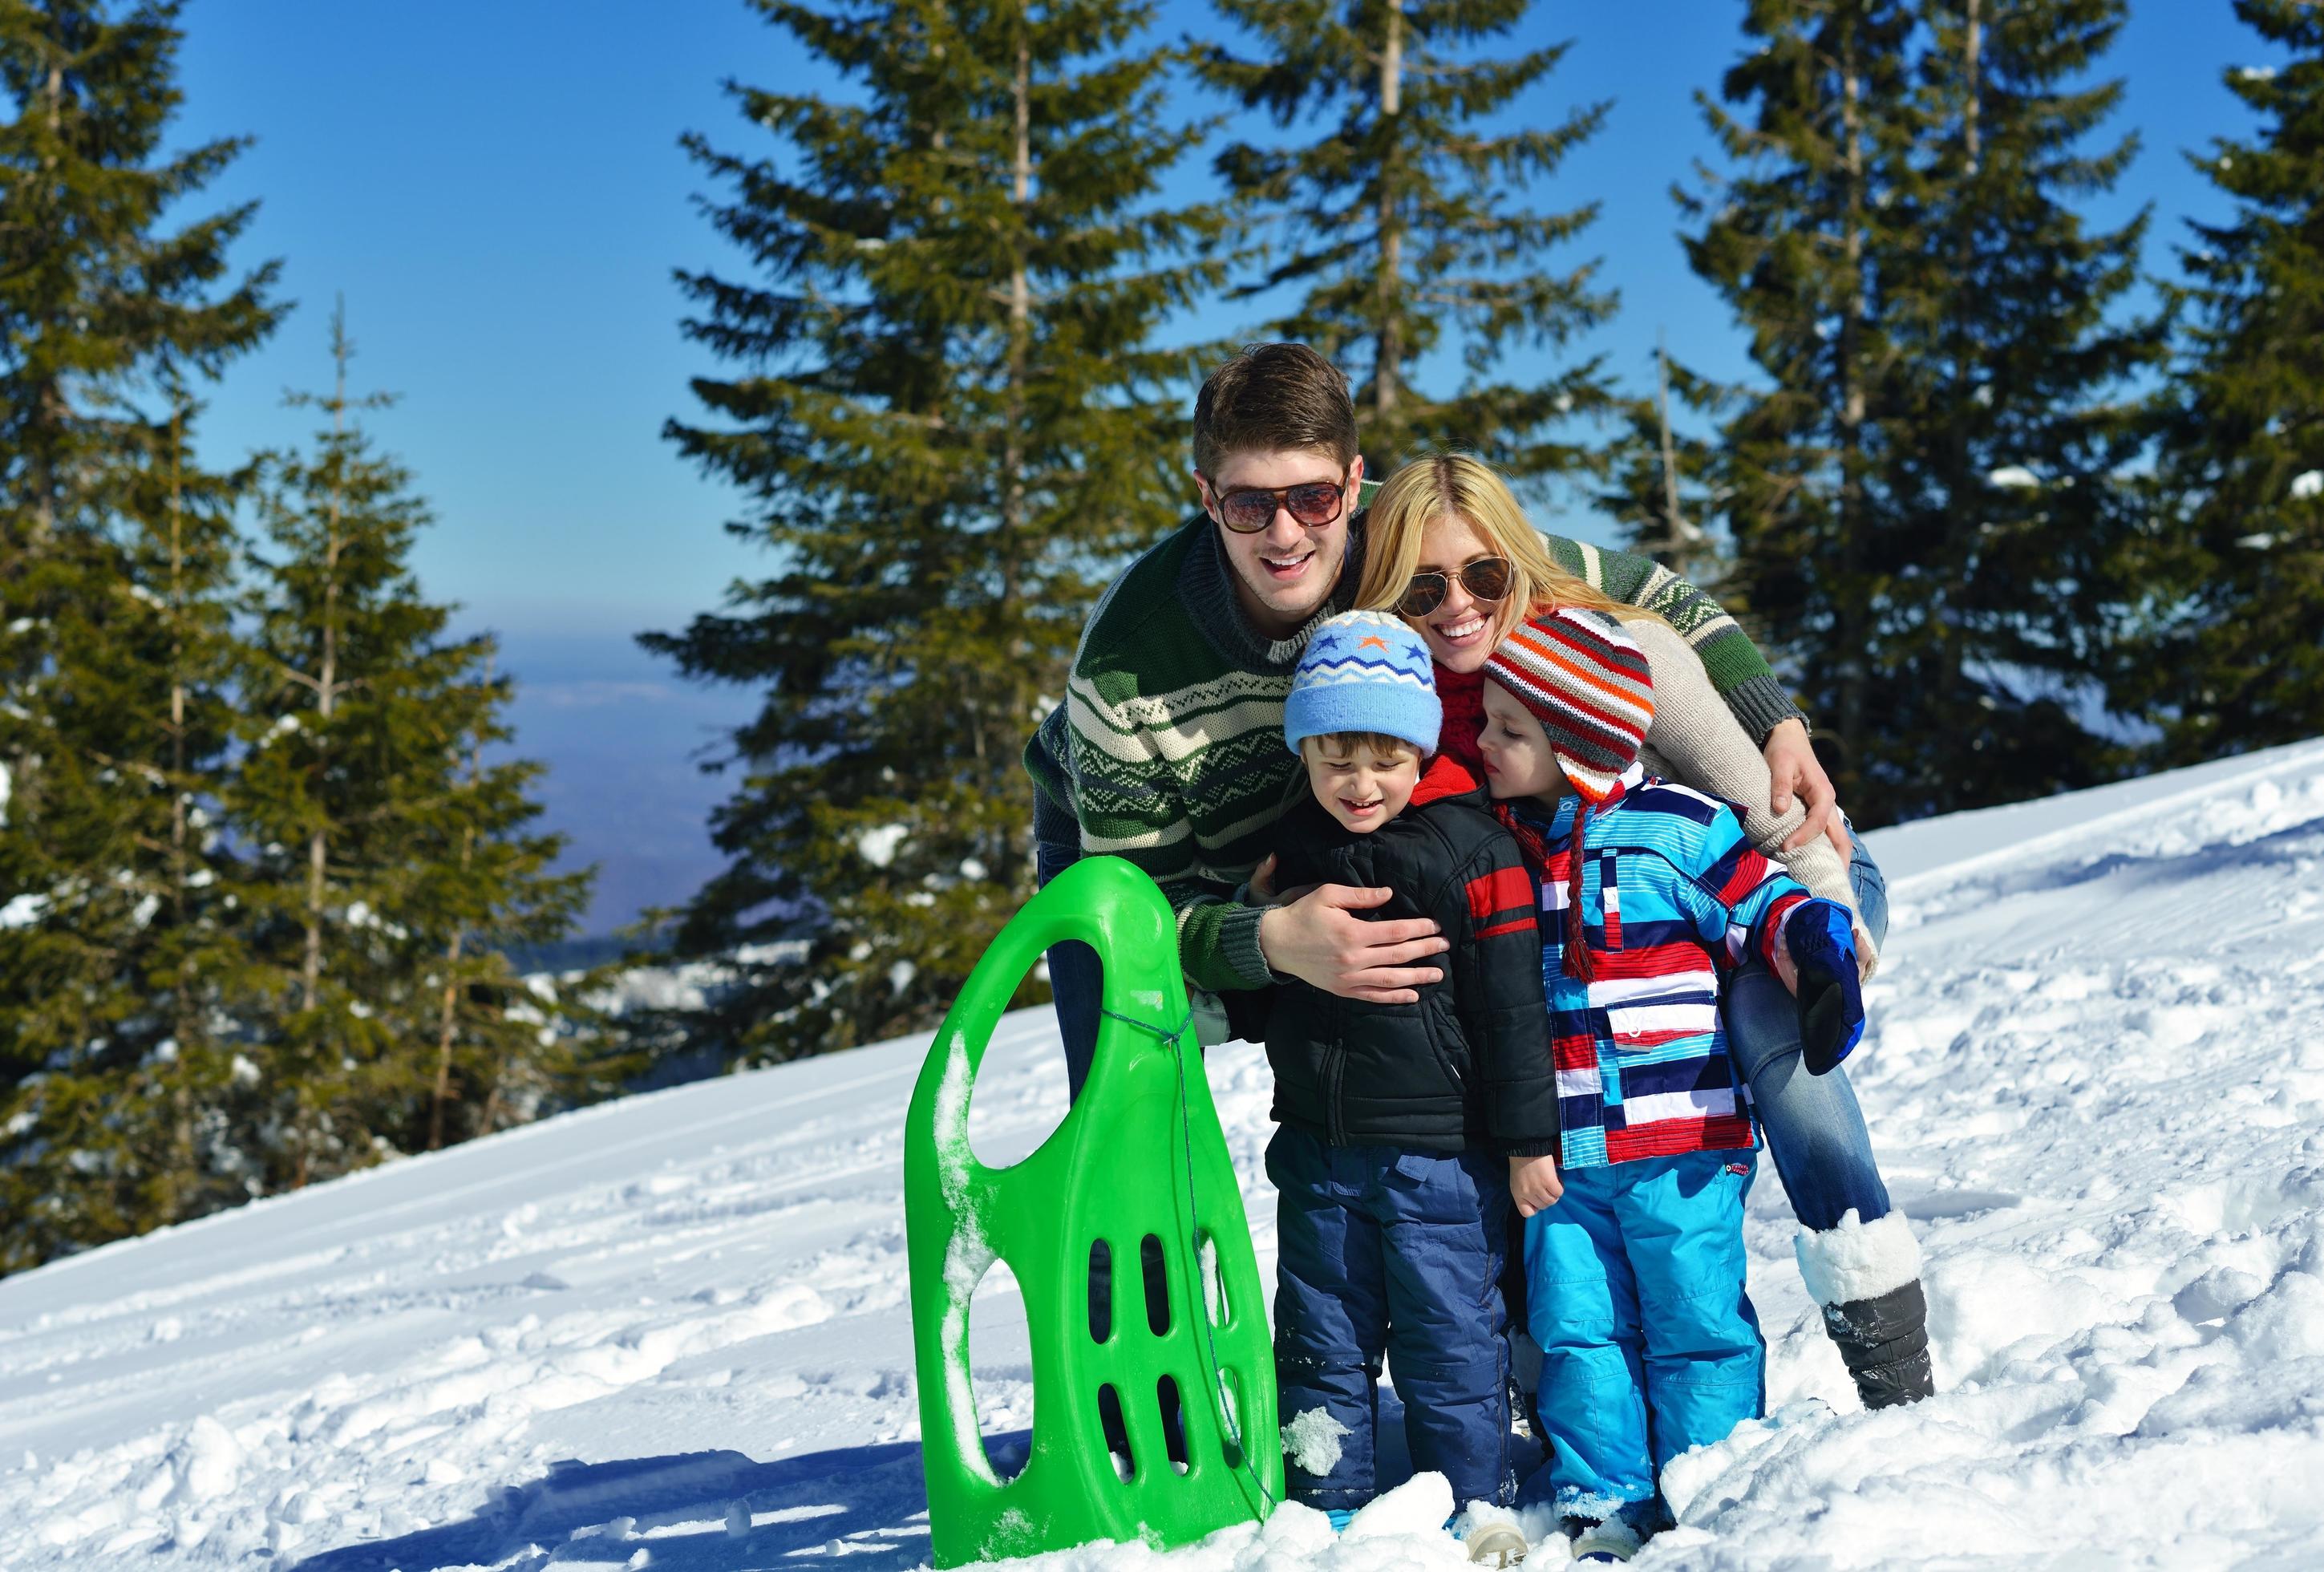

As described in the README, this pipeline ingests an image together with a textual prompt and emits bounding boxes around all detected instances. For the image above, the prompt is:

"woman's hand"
[1509,1153,1564,1217]
[1764,719,1851,859]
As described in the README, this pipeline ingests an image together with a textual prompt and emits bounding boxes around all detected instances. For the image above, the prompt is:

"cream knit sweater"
[1629,618,1879,975]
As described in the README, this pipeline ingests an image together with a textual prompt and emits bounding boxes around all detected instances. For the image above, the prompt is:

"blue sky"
[161,1,2281,928]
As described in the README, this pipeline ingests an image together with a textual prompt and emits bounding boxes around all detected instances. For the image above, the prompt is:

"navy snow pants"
[1266,1124,1514,1512]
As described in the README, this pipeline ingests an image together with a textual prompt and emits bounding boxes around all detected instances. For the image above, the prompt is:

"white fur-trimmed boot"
[1793,1211,1934,1410]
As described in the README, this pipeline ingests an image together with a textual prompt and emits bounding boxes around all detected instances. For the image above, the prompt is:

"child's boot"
[1463,1519,1528,1566]
[1794,1211,1934,1409]
[1562,1512,1645,1563]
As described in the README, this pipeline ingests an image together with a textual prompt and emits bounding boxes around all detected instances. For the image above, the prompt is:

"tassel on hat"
[1485,608,1657,982]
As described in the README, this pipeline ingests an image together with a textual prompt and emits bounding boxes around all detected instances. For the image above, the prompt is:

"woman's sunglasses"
[1203,477,1350,534]
[1399,557,1512,618]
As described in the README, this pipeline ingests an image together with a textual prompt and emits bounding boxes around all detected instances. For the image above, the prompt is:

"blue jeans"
[1721,824,1893,1233]
[1033,792,1105,1100]
[1268,1127,1514,1511]
[1524,1150,1763,1514]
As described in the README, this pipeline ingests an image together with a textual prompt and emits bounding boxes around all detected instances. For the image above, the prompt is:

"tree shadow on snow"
[1941,810,2324,909]
[291,1435,941,1572]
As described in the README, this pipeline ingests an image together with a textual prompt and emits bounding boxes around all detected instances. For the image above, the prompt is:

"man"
[1024,342,1842,1084]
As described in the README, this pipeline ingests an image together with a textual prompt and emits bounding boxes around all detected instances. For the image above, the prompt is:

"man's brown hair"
[1192,342,1359,476]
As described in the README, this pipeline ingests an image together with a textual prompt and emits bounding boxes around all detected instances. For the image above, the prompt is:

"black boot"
[1821,1278,1934,1410]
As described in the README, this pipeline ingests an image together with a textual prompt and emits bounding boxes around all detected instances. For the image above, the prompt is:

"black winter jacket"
[1261,756,1560,1157]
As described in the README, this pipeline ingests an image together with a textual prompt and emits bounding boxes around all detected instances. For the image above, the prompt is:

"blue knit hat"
[1285,611,1441,756]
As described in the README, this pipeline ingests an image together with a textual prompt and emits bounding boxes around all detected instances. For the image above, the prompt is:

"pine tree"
[1598,336,1726,582]
[0,0,279,1272]
[399,650,620,1155]
[230,308,598,1190]
[646,0,1226,1061]
[1193,0,1614,477]
[0,393,260,1270]
[2132,1,2324,762]
[1684,0,2157,823]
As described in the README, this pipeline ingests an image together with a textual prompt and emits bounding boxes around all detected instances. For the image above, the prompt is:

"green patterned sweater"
[1023,512,1800,993]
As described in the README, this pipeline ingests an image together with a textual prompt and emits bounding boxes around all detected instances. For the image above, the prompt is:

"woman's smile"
[1430,608,1491,651]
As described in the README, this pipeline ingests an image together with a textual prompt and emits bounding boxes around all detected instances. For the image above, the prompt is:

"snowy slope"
[6,742,2324,1570]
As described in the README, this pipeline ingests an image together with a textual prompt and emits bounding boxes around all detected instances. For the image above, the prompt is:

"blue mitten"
[1784,899,1863,1076]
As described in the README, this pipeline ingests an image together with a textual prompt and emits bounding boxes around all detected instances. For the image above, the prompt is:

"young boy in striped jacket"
[1476,609,1864,1564]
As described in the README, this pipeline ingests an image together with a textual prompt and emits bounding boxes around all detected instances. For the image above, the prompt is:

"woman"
[1357,453,1933,1413]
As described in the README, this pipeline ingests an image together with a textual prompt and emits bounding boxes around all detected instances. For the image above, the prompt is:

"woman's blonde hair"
[1354,453,1661,635]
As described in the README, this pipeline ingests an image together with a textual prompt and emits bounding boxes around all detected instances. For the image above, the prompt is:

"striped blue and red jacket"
[1503,764,1810,1169]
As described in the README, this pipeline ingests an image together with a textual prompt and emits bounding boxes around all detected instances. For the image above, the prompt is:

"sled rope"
[1099,1005,1277,1515]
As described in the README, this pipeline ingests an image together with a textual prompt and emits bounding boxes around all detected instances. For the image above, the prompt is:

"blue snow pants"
[1266,1124,1514,1512]
[1524,1150,1763,1516]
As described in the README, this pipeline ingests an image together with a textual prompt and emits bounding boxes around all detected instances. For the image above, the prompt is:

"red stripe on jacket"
[1582,941,1719,981]
[1605,1115,1754,1164]
[1466,865,1533,925]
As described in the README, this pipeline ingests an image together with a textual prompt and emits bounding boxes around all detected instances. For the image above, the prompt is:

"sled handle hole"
[1157,1373,1190,1475]
[1097,1383,1134,1481]
[1140,1233,1170,1337]
[1195,1230,1228,1327]
[1216,1368,1245,1470]
[1087,1238,1113,1343]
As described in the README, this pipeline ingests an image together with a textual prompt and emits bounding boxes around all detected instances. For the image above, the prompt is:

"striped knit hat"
[1285,611,1441,757]
[1483,607,1656,803]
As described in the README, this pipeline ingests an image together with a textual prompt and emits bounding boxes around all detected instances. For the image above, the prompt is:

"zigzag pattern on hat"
[1294,658,1435,690]
[1285,610,1442,756]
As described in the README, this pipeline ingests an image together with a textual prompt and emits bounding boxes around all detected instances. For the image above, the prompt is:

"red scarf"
[1434,662,1488,778]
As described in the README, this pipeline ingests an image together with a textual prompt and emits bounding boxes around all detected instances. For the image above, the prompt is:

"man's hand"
[1764,718,1850,858]
[1509,1153,1564,1217]
[1256,883,1447,1003]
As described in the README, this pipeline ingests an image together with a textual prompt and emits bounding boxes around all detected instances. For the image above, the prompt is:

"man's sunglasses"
[1202,476,1350,534]
[1398,557,1513,618]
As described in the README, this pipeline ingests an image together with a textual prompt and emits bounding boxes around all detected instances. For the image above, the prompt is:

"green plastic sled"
[903,855,1281,1567]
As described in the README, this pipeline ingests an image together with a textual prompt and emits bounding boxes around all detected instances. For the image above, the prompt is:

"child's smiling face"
[1302,735,1422,833]
[1479,682,1567,804]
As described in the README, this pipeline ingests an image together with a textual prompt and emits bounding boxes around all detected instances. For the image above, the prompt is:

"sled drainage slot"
[1196,1230,1228,1325]
[1157,1373,1189,1474]
[1141,1233,1170,1335]
[1216,1368,1245,1470]
[1087,1238,1112,1343]
[1098,1384,1134,1481]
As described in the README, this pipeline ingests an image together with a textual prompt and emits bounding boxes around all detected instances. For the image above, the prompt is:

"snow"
[2292,469,2322,500]
[7,742,2324,1567]
[860,823,910,869]
[1986,464,2039,488]
[1279,1408,1350,1478]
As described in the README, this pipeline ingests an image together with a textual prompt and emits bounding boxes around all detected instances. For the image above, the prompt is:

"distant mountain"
[485,623,756,937]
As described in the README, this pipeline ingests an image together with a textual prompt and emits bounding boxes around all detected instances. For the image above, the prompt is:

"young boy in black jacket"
[1257,610,1560,1534]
